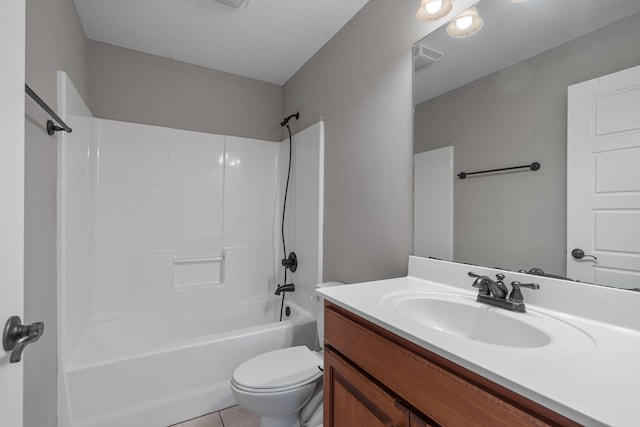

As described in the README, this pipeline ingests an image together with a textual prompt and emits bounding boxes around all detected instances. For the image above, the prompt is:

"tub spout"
[275,283,295,295]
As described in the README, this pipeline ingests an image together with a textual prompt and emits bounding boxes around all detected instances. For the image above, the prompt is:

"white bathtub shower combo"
[56,73,324,427]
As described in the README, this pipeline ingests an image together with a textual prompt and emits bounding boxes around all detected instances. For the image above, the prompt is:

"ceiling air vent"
[214,0,249,9]
[414,44,443,71]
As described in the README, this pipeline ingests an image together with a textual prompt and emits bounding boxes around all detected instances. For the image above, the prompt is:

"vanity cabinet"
[325,347,433,426]
[323,302,580,427]
[324,348,412,426]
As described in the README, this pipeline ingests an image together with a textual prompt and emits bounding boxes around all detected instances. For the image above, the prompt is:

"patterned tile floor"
[171,405,259,427]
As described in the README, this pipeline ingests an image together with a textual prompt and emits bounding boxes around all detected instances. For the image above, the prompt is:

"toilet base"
[259,413,300,427]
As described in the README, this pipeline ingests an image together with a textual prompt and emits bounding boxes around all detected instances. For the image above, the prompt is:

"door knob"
[3,316,44,364]
[571,248,598,261]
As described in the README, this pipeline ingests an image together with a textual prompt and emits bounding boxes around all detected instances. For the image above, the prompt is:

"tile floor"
[171,405,259,427]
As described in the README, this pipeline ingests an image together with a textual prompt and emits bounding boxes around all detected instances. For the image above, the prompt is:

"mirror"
[413,0,640,289]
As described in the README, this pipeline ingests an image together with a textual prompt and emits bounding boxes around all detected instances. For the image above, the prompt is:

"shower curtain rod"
[25,84,72,135]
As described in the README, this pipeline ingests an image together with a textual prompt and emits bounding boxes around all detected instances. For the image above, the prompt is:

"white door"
[0,1,26,426]
[567,64,640,290]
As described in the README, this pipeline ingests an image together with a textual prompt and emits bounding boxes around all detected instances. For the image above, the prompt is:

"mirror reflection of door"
[567,64,640,290]
[414,146,453,261]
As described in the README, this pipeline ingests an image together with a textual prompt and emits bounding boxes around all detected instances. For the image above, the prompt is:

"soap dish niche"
[173,256,224,289]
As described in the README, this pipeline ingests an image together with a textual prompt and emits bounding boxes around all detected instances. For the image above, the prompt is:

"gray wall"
[414,13,640,275]
[88,41,284,142]
[282,0,476,283]
[25,0,89,426]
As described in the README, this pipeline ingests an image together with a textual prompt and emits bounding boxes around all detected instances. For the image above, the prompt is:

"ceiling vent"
[214,0,250,9]
[414,44,443,71]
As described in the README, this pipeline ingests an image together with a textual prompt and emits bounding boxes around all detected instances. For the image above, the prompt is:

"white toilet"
[230,282,343,427]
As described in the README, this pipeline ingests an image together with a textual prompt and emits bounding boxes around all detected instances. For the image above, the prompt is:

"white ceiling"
[414,0,640,105]
[74,0,370,85]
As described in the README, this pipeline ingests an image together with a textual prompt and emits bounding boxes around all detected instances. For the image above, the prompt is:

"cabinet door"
[325,348,410,427]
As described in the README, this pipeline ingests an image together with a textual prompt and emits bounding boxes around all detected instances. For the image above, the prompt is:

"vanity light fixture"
[416,0,453,22]
[446,5,484,38]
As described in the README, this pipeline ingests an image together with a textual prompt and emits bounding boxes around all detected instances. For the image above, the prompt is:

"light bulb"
[425,0,443,14]
[456,16,473,30]
[416,0,452,22]
[446,6,483,38]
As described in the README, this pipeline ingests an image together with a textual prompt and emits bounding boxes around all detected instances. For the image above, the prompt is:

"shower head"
[281,112,300,127]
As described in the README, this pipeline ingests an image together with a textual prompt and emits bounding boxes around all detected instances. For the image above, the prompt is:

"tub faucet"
[275,283,295,295]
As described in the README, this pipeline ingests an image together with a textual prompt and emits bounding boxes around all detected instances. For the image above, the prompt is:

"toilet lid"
[232,346,322,390]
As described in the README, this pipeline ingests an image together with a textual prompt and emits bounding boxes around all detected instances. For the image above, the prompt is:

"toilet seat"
[231,346,323,393]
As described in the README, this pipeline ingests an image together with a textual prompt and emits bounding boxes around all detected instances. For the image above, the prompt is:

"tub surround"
[56,72,324,427]
[318,256,640,427]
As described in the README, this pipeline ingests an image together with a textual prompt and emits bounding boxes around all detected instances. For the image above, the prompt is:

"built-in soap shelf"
[173,255,224,289]
[173,255,224,264]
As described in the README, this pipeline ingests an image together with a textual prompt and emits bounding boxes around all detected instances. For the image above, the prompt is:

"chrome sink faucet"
[468,272,508,299]
[468,272,540,313]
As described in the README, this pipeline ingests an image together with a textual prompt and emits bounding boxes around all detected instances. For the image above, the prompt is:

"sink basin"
[383,291,552,348]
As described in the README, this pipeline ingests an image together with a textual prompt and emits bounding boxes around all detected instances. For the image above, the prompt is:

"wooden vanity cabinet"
[324,348,411,426]
[323,302,580,427]
[324,347,434,427]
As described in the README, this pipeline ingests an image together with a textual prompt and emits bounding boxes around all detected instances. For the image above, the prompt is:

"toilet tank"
[313,282,345,349]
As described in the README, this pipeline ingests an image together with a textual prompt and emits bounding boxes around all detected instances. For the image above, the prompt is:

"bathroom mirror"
[413,0,640,289]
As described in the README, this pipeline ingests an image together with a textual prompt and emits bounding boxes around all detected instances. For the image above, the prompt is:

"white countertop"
[318,256,640,427]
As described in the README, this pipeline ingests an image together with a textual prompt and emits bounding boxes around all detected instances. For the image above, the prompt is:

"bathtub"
[60,298,316,427]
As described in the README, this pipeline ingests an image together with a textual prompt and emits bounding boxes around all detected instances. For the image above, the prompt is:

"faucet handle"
[509,281,540,303]
[512,281,540,290]
[468,272,490,295]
